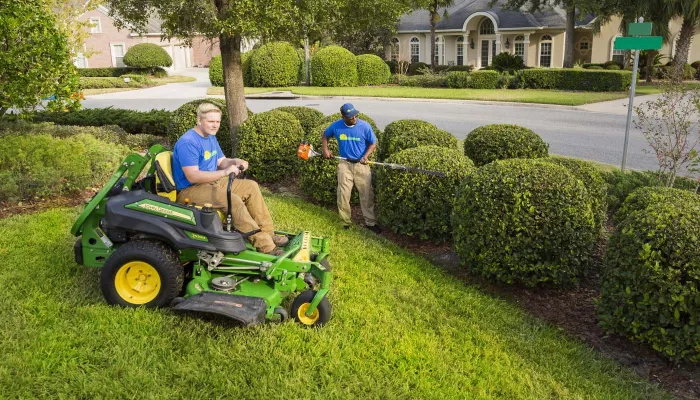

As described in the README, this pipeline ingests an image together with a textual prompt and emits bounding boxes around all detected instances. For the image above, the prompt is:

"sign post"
[614,18,662,172]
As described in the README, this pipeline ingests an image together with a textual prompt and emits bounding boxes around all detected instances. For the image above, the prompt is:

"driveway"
[82,72,666,171]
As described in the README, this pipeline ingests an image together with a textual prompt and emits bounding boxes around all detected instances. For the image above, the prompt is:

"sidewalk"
[575,93,662,115]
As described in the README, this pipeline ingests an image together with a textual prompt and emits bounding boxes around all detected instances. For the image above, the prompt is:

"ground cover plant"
[0,197,674,399]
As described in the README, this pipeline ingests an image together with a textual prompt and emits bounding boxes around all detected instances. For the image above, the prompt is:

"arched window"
[514,35,525,61]
[539,34,552,67]
[391,37,399,62]
[410,37,420,63]
[456,36,464,66]
[480,19,495,35]
[434,36,444,65]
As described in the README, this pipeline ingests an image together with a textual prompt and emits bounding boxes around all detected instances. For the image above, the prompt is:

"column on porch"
[523,34,530,67]
[496,33,502,55]
[463,33,469,66]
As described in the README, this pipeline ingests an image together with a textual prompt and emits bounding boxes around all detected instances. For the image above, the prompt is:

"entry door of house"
[480,39,497,67]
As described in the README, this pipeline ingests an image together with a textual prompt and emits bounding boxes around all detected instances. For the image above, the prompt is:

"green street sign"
[628,22,653,36]
[614,36,662,50]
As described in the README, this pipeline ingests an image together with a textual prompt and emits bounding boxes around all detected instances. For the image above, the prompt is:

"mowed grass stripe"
[0,196,669,399]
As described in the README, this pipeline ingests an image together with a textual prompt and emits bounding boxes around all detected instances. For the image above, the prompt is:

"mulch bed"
[3,186,698,399]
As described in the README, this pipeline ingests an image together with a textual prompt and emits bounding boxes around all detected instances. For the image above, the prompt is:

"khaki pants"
[176,177,275,253]
[337,160,377,226]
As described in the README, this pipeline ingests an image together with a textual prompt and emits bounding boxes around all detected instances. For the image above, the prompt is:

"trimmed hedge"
[356,54,391,86]
[237,110,305,183]
[123,43,172,68]
[520,69,633,91]
[0,133,130,202]
[453,159,597,286]
[446,71,470,88]
[0,121,164,151]
[614,186,699,224]
[407,62,429,75]
[273,106,324,135]
[469,70,499,89]
[168,99,252,157]
[492,52,525,73]
[242,50,256,87]
[463,124,549,167]
[598,195,700,362]
[542,156,608,235]
[32,107,171,136]
[78,77,152,89]
[311,46,358,87]
[251,42,300,87]
[375,146,475,239]
[380,119,457,161]
[77,67,166,77]
[397,74,446,88]
[209,55,224,86]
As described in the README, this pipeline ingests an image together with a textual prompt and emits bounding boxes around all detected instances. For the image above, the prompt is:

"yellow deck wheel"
[114,261,161,305]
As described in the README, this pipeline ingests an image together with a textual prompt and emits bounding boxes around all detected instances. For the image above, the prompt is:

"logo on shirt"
[339,133,361,142]
[204,150,218,160]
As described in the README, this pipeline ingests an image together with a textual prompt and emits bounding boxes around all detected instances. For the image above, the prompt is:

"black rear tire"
[291,290,331,327]
[101,240,184,308]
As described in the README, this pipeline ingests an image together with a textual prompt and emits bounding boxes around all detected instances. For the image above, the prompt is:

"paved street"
[82,68,662,171]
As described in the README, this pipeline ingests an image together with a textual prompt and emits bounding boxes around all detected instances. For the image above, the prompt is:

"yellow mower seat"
[154,151,177,202]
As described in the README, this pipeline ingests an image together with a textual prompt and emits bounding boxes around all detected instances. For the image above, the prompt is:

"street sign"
[628,22,653,36]
[614,36,662,51]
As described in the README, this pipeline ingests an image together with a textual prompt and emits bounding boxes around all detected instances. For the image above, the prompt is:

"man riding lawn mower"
[71,144,332,327]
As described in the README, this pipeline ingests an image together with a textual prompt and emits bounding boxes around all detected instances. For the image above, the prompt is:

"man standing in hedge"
[322,103,381,233]
[172,103,287,256]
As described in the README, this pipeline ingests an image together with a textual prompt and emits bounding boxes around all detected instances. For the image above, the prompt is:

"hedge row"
[77,67,167,77]
[0,124,134,201]
[32,108,171,136]
[397,70,499,89]
[520,69,633,91]
[78,77,153,89]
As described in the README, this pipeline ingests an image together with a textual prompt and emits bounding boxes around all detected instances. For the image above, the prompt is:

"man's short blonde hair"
[196,103,222,119]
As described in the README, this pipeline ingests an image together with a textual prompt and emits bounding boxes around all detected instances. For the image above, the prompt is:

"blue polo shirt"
[323,119,376,160]
[172,129,225,190]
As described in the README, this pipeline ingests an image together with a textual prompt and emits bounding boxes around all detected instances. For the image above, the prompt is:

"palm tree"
[664,0,700,82]
[420,0,455,69]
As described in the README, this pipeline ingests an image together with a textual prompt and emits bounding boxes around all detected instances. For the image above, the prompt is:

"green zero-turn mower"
[71,144,332,327]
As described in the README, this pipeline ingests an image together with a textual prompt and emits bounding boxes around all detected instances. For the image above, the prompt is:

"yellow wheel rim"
[297,303,319,325]
[114,261,161,305]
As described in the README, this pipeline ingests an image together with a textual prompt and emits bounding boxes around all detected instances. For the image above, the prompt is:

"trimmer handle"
[225,165,245,232]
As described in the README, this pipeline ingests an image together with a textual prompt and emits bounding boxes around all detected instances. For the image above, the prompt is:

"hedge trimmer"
[297,141,446,177]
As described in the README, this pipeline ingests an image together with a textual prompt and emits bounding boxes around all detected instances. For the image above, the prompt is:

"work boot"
[265,247,285,256]
[365,224,382,234]
[272,235,289,247]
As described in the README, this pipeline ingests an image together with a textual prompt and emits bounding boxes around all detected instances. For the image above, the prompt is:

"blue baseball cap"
[340,103,360,118]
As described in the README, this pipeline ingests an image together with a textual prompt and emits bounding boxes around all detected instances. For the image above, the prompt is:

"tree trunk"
[304,36,310,86]
[430,9,437,69]
[563,6,575,68]
[219,33,248,156]
[672,18,695,84]
[645,50,655,83]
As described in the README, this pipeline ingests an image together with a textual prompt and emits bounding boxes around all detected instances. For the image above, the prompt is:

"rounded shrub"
[299,121,377,204]
[380,119,457,161]
[123,43,172,69]
[598,198,700,362]
[463,124,549,167]
[237,110,305,183]
[250,42,300,87]
[453,159,597,286]
[311,46,357,87]
[408,62,429,75]
[242,50,255,86]
[356,54,391,86]
[273,106,324,135]
[614,186,699,224]
[168,99,252,157]
[209,55,223,86]
[375,146,475,239]
[541,156,608,235]
[492,52,524,72]
[605,64,621,70]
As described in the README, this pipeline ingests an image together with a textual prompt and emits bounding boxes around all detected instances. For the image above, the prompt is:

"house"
[75,6,253,72]
[388,0,700,69]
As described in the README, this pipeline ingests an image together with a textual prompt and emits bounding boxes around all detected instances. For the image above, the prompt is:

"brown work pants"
[176,177,275,253]
[337,160,377,226]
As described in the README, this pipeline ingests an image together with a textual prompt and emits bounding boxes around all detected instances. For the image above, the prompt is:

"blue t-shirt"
[172,129,225,190]
[323,119,376,160]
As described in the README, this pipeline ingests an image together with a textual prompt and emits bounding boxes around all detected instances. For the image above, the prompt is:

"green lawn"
[82,75,197,96]
[209,86,630,105]
[0,198,671,399]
